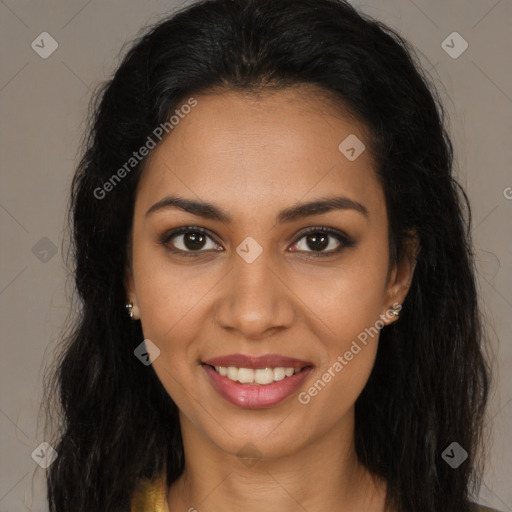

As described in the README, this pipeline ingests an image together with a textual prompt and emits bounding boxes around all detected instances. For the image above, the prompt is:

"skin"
[125,86,416,512]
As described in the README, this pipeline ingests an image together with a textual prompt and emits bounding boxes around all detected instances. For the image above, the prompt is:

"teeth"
[227,366,238,381]
[237,368,254,384]
[255,368,274,385]
[214,366,303,385]
[273,367,285,381]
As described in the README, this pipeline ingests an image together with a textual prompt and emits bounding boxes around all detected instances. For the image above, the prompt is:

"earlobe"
[124,265,140,320]
[382,235,419,324]
[380,301,402,326]
[125,301,140,320]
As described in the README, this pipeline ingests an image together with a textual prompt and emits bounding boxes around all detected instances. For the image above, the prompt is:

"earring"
[125,302,134,319]
[390,304,401,317]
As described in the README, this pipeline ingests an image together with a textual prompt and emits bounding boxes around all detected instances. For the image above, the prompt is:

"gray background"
[0,0,511,510]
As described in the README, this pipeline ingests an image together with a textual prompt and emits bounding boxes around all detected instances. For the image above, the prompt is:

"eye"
[159,226,222,256]
[159,225,355,258]
[289,227,355,257]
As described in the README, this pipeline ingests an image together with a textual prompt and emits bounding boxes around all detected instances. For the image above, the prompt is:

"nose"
[214,248,296,340]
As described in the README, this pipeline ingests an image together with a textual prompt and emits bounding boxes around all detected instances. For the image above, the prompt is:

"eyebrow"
[145,194,369,223]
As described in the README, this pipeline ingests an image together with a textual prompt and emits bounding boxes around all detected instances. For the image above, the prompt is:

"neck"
[167,409,388,512]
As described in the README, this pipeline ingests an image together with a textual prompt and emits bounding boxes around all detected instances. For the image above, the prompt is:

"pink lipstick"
[202,353,313,409]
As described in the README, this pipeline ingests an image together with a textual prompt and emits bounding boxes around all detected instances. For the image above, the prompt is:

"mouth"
[201,354,314,408]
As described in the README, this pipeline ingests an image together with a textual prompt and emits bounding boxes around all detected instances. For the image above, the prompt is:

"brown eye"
[290,227,355,257]
[304,233,330,252]
[181,232,208,250]
[160,227,221,254]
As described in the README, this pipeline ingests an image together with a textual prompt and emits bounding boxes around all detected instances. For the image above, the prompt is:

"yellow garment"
[131,472,169,512]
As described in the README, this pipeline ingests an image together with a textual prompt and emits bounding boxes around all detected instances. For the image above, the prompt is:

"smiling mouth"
[203,364,311,385]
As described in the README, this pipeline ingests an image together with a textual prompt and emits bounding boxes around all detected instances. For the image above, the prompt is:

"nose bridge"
[215,243,295,337]
[233,252,275,302]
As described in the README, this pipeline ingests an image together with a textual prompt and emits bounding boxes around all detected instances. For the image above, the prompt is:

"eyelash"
[158,225,355,259]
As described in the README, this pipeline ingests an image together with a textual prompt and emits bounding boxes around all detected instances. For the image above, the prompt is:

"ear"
[381,234,419,325]
[124,263,140,320]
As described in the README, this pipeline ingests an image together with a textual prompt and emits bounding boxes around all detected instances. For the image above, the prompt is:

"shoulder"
[131,472,169,512]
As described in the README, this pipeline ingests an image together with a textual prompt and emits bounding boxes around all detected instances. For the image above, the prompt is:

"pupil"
[181,233,330,252]
[184,232,206,250]
[307,233,328,251]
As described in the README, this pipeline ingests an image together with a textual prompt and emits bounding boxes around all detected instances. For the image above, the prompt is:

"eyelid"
[158,226,222,254]
[290,226,355,256]
[158,225,354,256]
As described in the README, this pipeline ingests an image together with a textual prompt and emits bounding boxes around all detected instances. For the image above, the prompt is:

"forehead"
[136,86,385,221]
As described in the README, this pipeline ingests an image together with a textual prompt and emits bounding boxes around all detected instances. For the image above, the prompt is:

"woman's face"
[126,86,414,460]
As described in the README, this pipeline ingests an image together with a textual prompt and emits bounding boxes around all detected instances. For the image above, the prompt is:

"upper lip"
[202,353,313,369]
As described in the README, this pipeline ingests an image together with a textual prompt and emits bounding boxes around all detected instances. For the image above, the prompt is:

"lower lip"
[202,364,313,409]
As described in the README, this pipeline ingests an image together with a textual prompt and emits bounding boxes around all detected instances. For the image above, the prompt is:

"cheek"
[296,240,389,341]
[293,239,389,393]
[297,280,384,413]
[132,242,218,345]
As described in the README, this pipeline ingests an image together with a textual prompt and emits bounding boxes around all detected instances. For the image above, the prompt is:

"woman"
[44,0,498,510]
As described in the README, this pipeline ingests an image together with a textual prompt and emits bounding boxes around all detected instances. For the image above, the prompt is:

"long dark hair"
[43,0,491,510]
